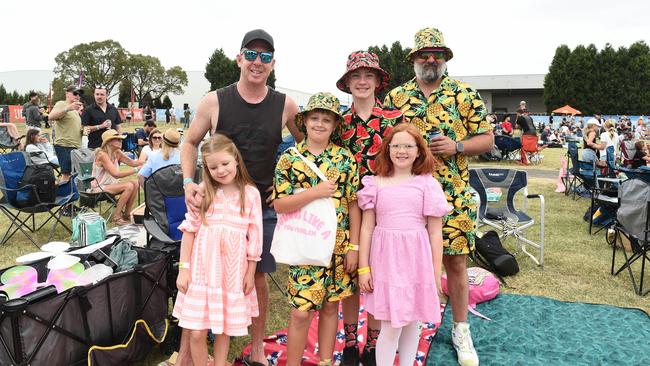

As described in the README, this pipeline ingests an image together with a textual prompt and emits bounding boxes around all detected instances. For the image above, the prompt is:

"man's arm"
[283,96,304,142]
[181,92,218,209]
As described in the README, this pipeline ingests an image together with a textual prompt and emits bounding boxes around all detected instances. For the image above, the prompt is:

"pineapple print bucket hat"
[295,92,344,137]
[406,27,454,61]
[336,50,390,94]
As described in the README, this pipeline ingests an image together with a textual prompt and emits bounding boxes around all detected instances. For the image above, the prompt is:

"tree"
[0,84,7,105]
[204,48,240,91]
[53,40,130,97]
[368,41,413,101]
[128,54,188,102]
[162,95,173,109]
[543,45,571,112]
[118,79,133,108]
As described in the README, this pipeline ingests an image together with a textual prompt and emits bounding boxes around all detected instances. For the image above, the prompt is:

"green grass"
[2,125,648,365]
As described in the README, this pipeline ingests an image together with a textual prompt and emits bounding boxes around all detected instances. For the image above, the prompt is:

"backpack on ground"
[472,230,519,277]
[15,164,56,207]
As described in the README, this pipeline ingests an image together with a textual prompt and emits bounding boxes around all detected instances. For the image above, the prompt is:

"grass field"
[1,123,647,365]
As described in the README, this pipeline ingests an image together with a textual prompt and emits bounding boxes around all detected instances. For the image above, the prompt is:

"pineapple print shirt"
[334,99,403,178]
[384,76,492,254]
[273,141,360,255]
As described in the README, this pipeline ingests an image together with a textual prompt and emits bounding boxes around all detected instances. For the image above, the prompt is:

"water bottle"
[429,127,441,142]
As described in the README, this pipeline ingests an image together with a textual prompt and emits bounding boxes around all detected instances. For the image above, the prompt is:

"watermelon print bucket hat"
[336,50,390,94]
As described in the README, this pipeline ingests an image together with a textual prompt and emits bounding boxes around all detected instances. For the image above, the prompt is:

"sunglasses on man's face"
[416,51,446,61]
[242,49,274,63]
[72,91,81,96]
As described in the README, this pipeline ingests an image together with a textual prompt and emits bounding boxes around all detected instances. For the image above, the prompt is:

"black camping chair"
[0,152,79,248]
[590,146,620,235]
[494,135,522,161]
[469,168,545,266]
[611,178,650,296]
[566,140,599,200]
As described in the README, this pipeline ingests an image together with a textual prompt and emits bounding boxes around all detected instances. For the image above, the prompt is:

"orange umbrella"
[552,105,581,115]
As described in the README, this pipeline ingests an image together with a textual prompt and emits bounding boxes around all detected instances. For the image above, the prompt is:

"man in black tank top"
[179,29,302,366]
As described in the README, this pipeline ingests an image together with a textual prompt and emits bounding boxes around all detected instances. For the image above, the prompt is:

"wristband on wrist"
[179,262,190,269]
[182,178,194,187]
[357,266,371,275]
[347,244,359,251]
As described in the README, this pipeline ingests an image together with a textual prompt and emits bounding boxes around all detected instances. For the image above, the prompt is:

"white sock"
[397,321,420,365]
[375,321,401,366]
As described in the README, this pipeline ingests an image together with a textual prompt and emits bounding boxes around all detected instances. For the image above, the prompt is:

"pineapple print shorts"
[286,253,355,311]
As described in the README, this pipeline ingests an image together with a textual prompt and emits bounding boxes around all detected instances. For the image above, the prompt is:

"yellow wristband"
[347,244,359,251]
[179,262,190,270]
[357,266,371,275]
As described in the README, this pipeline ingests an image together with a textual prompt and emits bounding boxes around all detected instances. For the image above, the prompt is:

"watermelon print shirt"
[384,76,492,254]
[333,99,403,178]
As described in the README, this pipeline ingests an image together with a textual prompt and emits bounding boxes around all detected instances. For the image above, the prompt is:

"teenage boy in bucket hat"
[273,92,360,366]
[385,27,494,366]
[177,28,302,366]
[333,50,402,366]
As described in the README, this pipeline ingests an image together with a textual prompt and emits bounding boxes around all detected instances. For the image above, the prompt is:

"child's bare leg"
[213,333,230,366]
[189,329,209,366]
[317,300,339,363]
[286,308,314,366]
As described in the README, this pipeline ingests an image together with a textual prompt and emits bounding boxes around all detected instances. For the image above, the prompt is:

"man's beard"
[414,62,446,83]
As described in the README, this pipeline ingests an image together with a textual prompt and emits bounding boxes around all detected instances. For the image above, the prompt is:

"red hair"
[374,123,436,177]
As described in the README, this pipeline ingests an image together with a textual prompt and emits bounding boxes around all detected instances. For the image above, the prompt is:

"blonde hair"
[199,134,254,220]
[604,119,616,140]
[161,141,178,161]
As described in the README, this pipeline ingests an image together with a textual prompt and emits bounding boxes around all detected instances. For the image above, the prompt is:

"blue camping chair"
[121,132,139,160]
[565,140,600,200]
[469,168,545,266]
[0,152,79,248]
[494,135,522,161]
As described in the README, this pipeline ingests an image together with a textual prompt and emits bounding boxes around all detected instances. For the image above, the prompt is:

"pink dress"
[172,185,263,336]
[358,174,452,328]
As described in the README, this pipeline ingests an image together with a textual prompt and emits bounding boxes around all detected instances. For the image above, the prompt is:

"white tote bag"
[271,148,338,266]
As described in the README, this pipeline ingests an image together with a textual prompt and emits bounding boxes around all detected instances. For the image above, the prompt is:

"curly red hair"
[374,123,436,177]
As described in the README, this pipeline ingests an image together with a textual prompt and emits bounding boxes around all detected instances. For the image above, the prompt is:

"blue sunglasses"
[242,49,274,63]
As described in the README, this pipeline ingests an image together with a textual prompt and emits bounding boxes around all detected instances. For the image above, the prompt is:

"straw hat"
[163,129,180,147]
[101,129,125,148]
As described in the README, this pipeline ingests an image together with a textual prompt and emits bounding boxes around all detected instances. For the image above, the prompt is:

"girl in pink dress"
[174,134,263,366]
[357,123,451,366]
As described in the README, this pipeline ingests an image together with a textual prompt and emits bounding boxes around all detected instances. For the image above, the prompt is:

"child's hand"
[344,250,358,274]
[312,180,336,198]
[176,269,191,294]
[359,273,373,293]
[243,273,255,295]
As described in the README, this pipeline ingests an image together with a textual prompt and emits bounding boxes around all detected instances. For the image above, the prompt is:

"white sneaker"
[452,322,479,366]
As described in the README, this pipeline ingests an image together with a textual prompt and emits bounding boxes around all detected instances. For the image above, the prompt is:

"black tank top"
[215,83,285,196]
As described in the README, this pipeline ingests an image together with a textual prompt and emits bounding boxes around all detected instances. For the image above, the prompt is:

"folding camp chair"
[0,126,20,153]
[0,152,79,248]
[619,139,643,168]
[494,135,522,161]
[71,148,118,221]
[520,134,545,165]
[469,168,545,266]
[121,132,139,160]
[611,178,650,296]
[589,146,620,235]
[565,140,599,200]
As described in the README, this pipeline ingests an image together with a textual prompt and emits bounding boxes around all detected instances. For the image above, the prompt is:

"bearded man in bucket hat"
[333,50,402,366]
[385,27,494,366]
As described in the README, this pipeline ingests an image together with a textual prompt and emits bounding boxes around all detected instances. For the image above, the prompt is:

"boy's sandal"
[242,354,268,366]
